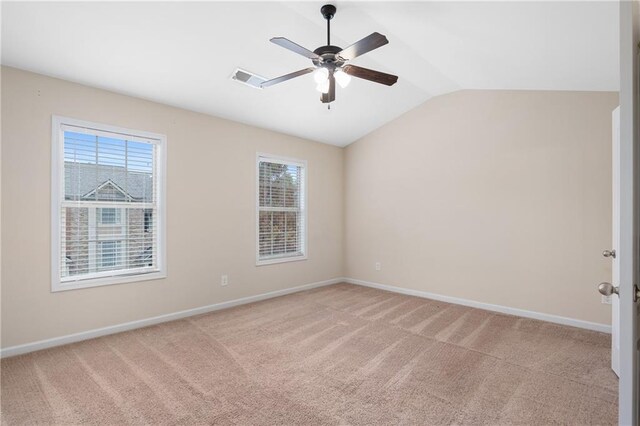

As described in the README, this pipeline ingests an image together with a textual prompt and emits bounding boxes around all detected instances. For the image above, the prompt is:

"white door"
[617,1,639,424]
[608,106,621,377]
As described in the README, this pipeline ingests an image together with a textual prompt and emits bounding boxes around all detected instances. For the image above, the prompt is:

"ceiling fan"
[260,4,398,105]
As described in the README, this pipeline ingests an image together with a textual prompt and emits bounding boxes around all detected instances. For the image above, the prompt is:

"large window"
[257,154,307,265]
[52,116,166,291]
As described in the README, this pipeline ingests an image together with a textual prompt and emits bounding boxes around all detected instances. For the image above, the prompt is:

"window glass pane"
[257,158,305,261]
[64,131,155,204]
[58,121,162,286]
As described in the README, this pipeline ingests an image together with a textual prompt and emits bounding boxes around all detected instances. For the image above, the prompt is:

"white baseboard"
[343,277,611,334]
[0,277,341,359]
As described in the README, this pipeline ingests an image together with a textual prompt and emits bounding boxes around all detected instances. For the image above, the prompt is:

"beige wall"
[1,67,344,348]
[345,90,618,325]
[1,67,618,350]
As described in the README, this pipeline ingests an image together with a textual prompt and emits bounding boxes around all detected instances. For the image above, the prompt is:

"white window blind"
[52,117,166,291]
[257,155,307,264]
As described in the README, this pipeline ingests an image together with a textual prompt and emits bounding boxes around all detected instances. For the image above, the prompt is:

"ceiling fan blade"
[337,32,389,61]
[270,37,320,60]
[261,67,315,88]
[342,65,398,86]
[321,73,336,103]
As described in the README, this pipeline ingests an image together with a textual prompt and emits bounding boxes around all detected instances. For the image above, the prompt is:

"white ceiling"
[1,1,619,147]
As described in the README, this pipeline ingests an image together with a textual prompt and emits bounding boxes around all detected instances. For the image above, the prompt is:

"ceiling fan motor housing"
[312,45,345,68]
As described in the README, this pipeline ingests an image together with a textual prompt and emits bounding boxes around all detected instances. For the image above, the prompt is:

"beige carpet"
[1,283,617,425]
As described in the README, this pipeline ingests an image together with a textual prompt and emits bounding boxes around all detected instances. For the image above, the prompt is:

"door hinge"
[635,284,640,303]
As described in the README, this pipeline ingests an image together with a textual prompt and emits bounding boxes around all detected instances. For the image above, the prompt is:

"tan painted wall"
[1,67,618,349]
[1,67,344,348]
[344,90,618,325]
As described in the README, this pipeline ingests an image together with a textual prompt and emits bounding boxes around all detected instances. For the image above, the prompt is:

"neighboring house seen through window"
[52,117,166,291]
[257,154,307,265]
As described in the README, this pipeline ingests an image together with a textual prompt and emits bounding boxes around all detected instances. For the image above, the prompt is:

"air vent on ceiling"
[231,68,266,89]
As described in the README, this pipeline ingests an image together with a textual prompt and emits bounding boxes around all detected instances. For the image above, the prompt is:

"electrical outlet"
[601,295,612,305]
[375,262,381,271]
[221,274,229,286]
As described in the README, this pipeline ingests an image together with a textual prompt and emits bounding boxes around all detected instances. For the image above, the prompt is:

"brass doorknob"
[598,282,619,296]
[603,249,616,258]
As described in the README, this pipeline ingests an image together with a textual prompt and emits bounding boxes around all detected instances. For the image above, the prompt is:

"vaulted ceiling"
[1,1,619,146]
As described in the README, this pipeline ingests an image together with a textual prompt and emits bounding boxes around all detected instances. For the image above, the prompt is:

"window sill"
[256,255,307,266]
[52,271,166,292]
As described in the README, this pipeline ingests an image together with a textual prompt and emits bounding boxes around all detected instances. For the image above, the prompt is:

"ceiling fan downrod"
[321,4,336,46]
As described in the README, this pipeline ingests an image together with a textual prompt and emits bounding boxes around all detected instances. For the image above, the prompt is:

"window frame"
[51,116,167,292]
[255,153,308,266]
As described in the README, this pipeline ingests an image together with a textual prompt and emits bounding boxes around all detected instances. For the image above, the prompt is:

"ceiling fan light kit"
[259,3,398,106]
[317,79,330,94]
[334,69,351,88]
[314,67,329,84]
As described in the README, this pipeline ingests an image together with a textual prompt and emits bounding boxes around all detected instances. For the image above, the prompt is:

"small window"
[257,154,307,265]
[51,116,166,291]
[98,208,121,225]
